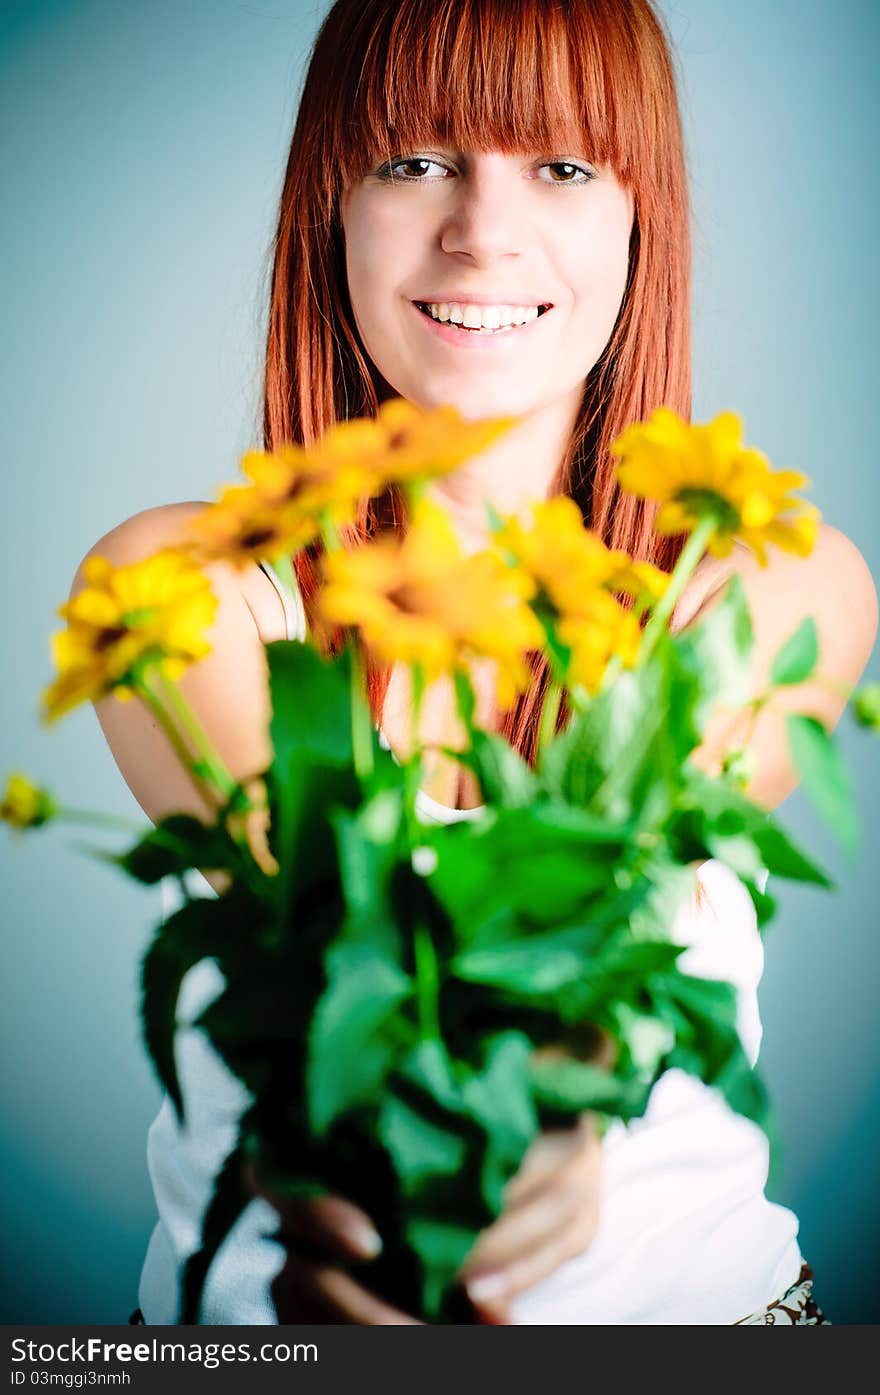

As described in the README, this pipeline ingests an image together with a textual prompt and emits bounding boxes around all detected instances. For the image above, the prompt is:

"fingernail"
[465,1271,507,1301]
[351,1224,383,1258]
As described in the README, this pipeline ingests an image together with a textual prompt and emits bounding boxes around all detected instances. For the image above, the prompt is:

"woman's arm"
[672,523,878,812]
[69,502,284,892]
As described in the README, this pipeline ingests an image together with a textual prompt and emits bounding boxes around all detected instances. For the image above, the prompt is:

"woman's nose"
[439,164,527,265]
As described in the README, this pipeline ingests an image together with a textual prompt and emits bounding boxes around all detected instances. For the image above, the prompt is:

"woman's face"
[340,148,634,422]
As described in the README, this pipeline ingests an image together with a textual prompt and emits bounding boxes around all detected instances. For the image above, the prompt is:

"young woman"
[75,0,876,1324]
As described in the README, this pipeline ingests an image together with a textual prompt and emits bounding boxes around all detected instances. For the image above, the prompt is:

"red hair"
[262,0,692,767]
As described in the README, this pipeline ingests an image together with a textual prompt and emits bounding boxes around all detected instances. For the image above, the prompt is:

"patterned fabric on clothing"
[733,1263,829,1324]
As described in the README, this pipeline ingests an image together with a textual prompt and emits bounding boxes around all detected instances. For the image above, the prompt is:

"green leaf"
[179,1133,253,1323]
[745,820,831,889]
[378,1091,468,1199]
[115,814,237,885]
[190,893,341,1103]
[608,1001,675,1076]
[428,802,630,938]
[546,641,704,821]
[400,1039,464,1111]
[461,1033,539,1210]
[140,895,227,1124]
[852,681,880,729]
[307,940,414,1136]
[769,617,819,687]
[674,767,832,889]
[786,714,859,857]
[404,1216,480,1322]
[519,937,686,1024]
[267,639,354,768]
[656,972,773,1141]
[265,641,361,916]
[462,1033,537,1141]
[459,729,540,808]
[576,667,667,816]
[626,860,704,941]
[679,572,754,710]
[739,872,777,930]
[451,921,606,994]
[528,1055,651,1119]
[265,755,358,917]
[328,791,409,956]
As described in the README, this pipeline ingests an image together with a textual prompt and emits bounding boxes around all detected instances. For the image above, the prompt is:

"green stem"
[402,478,430,513]
[600,654,623,693]
[135,670,223,810]
[413,923,441,1042]
[402,664,428,846]
[712,693,768,782]
[537,680,563,763]
[320,508,343,554]
[349,638,375,781]
[639,515,718,665]
[149,670,239,803]
[54,806,149,831]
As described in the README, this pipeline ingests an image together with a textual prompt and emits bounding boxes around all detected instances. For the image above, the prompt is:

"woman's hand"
[245,1109,602,1326]
[455,1110,604,1323]
[243,1164,424,1324]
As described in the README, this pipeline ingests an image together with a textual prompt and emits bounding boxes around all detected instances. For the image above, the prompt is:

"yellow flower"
[556,591,644,694]
[183,479,326,570]
[362,397,521,490]
[492,496,670,613]
[42,549,217,724]
[298,397,521,494]
[183,400,520,570]
[1,772,55,831]
[610,407,821,565]
[316,498,544,710]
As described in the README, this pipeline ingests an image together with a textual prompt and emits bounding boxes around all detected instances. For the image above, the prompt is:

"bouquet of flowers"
[4,401,878,1323]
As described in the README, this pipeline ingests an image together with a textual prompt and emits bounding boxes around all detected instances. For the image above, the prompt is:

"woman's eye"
[538,161,595,186]
[382,157,449,181]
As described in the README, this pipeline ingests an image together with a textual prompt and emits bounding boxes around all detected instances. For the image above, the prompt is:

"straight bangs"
[325,0,657,202]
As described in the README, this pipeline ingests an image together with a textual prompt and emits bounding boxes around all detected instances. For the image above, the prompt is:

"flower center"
[675,488,741,532]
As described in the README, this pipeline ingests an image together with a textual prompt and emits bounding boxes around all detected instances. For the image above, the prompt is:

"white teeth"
[424,301,543,330]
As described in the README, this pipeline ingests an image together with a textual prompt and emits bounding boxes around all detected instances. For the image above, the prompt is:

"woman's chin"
[399,379,535,423]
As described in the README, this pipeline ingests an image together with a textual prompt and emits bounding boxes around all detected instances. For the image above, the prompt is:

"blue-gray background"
[1,0,877,1324]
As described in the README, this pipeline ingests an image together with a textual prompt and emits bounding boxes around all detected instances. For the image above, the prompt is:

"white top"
[138,559,804,1325]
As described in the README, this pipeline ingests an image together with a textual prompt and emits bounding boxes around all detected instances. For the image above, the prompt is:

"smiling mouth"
[412,302,552,335]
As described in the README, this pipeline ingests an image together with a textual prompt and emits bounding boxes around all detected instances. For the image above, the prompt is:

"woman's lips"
[409,300,552,349]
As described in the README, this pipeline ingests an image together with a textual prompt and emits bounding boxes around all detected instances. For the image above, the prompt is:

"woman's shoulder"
[669,542,747,633]
[671,524,878,646]
[72,501,290,644]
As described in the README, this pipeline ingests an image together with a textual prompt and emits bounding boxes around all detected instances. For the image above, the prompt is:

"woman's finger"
[470,1212,599,1323]
[272,1256,424,1325]
[243,1163,382,1263]
[461,1171,586,1284]
[501,1115,598,1209]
